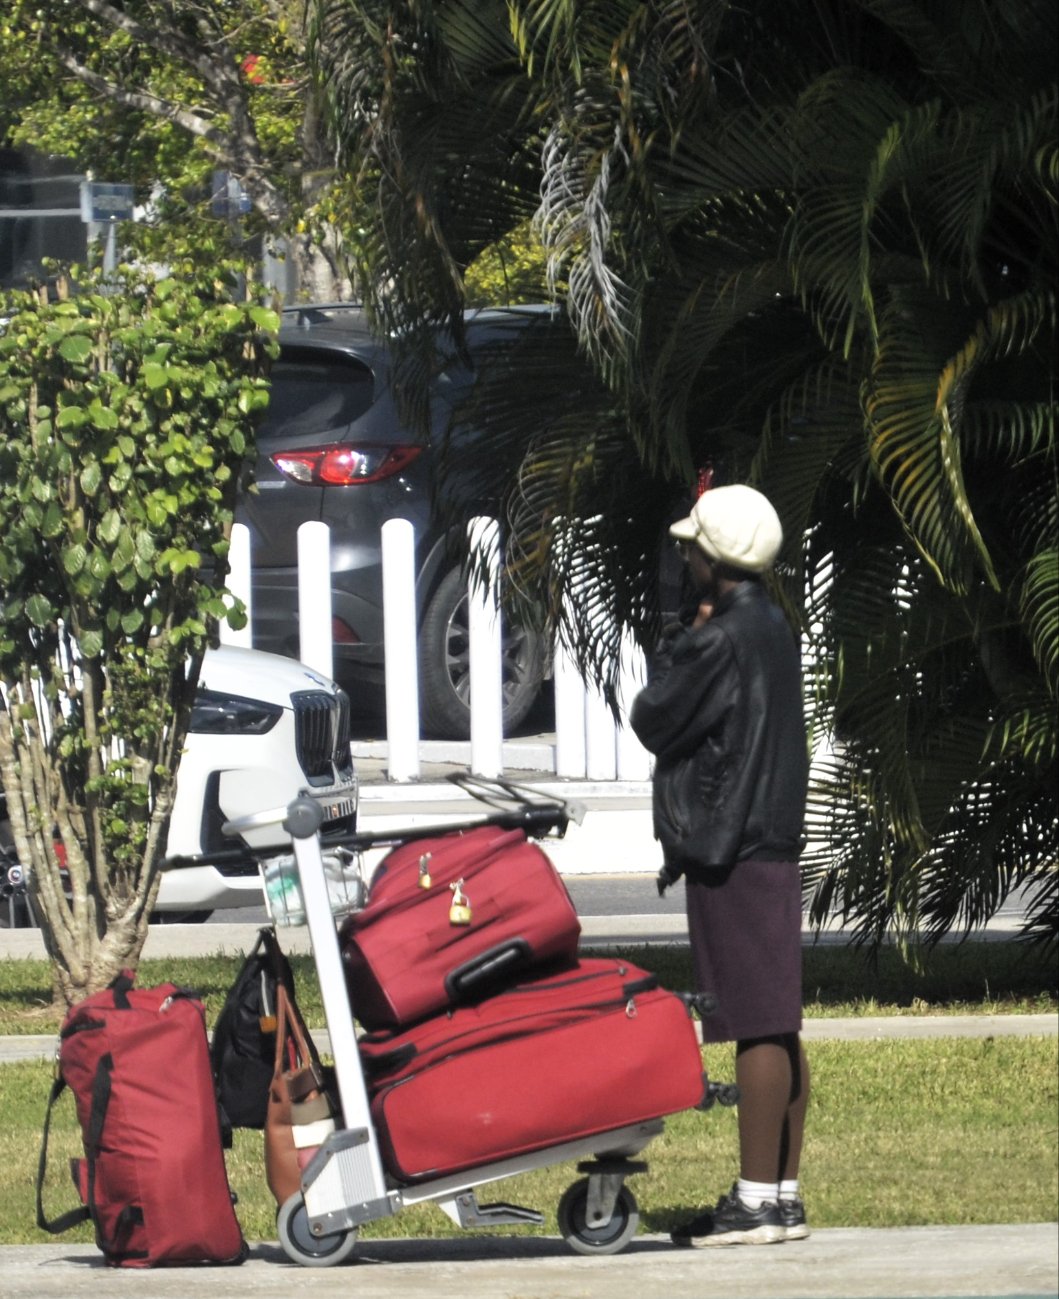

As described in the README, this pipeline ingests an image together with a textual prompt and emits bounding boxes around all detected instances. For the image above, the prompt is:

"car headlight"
[189,690,283,735]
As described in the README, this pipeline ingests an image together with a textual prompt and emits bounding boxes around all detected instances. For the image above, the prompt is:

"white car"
[0,646,359,925]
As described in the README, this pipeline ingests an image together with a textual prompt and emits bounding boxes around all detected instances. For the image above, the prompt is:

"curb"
[3,1013,1056,1064]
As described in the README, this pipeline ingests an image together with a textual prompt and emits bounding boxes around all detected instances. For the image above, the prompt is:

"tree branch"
[70,0,240,99]
[55,49,291,226]
[56,49,232,152]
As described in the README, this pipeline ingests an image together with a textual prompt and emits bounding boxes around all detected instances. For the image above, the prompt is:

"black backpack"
[211,927,295,1130]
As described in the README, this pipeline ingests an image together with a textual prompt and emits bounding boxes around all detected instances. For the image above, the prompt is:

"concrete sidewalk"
[2,1011,1056,1064]
[2,1224,1057,1298]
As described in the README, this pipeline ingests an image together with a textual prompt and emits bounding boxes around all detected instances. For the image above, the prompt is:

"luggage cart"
[215,780,679,1266]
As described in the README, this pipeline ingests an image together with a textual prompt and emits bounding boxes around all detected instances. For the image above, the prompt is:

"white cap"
[669,484,783,573]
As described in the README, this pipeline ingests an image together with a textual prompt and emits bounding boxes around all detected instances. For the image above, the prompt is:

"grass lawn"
[0,939,1055,1245]
[0,940,1055,1034]
[6,1036,1056,1245]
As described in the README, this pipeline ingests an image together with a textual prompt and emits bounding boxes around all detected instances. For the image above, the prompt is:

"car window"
[261,348,374,438]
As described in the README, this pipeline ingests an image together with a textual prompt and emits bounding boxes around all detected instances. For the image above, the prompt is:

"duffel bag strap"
[108,970,136,1008]
[35,1074,91,1235]
[82,1051,116,1254]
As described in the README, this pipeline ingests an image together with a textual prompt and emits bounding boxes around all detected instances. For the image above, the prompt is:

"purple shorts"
[685,859,803,1043]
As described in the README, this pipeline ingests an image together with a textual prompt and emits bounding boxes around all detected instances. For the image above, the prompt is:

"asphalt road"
[205,873,1034,942]
[208,873,685,926]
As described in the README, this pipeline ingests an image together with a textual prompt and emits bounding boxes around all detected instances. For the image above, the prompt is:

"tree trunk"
[284,230,354,303]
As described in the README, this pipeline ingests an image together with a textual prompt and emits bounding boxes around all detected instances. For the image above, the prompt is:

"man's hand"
[691,600,714,629]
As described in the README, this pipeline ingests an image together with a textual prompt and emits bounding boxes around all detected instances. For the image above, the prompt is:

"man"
[630,484,810,1248]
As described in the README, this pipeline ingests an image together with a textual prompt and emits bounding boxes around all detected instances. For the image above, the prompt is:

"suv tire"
[0,818,32,929]
[418,567,545,739]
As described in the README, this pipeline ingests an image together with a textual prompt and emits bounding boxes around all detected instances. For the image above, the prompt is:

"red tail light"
[271,444,422,486]
[332,617,361,645]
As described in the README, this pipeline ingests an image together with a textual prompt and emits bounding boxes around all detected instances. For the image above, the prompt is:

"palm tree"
[309,0,1056,946]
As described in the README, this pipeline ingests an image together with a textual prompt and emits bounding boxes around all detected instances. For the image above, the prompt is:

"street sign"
[79,181,135,223]
[211,170,252,218]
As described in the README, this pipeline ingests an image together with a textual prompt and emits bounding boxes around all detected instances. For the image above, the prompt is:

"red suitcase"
[358,957,706,1182]
[339,824,581,1029]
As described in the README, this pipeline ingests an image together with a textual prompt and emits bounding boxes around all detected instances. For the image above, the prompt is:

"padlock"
[448,878,472,926]
[418,853,433,889]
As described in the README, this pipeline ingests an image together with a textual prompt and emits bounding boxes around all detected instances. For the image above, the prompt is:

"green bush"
[0,262,277,1004]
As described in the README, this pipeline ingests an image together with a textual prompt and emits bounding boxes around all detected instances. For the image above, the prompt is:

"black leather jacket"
[629,581,808,873]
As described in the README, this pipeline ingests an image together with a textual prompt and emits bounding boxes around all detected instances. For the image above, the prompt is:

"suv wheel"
[0,818,33,929]
[418,567,545,740]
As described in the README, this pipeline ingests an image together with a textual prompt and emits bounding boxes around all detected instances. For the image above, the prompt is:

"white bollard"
[297,521,333,679]
[381,518,420,782]
[584,677,618,781]
[219,522,253,648]
[616,632,652,780]
[468,517,503,778]
[553,635,587,778]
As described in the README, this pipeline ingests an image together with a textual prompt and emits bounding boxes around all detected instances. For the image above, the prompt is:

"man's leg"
[761,1034,810,1241]
[779,1035,809,1182]
[735,1034,796,1183]
[670,1034,792,1248]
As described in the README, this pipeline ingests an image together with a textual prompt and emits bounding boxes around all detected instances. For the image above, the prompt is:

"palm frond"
[1019,549,1059,695]
[307,0,1058,948]
[987,693,1058,770]
[786,77,940,353]
[866,293,1007,592]
[960,400,1056,465]
[751,352,868,588]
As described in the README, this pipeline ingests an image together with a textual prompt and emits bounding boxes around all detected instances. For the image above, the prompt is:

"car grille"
[291,689,355,786]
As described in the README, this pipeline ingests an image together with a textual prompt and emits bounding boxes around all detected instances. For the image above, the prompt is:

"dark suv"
[238,303,559,738]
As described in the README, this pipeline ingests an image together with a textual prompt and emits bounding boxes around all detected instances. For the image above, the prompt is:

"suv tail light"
[271,444,422,486]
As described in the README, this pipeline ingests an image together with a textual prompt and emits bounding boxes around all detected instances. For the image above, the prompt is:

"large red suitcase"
[358,957,706,1182]
[339,824,581,1029]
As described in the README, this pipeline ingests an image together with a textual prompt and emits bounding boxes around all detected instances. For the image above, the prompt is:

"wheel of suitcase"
[277,1192,358,1267]
[557,1178,640,1256]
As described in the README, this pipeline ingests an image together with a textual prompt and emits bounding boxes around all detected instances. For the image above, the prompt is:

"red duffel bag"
[36,972,246,1268]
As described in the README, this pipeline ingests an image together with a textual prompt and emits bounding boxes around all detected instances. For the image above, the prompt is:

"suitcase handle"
[446,940,532,998]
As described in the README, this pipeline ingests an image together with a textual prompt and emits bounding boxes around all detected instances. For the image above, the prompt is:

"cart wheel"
[558,1178,640,1256]
[277,1192,358,1267]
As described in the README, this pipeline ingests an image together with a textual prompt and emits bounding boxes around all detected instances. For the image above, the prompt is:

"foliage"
[309,0,1058,947]
[464,221,553,306]
[0,261,277,1004]
[0,0,354,295]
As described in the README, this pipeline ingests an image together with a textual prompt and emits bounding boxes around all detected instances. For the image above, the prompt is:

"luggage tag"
[448,878,472,926]
[259,971,277,1033]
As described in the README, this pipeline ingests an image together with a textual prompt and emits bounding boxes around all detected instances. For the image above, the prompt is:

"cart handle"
[160,775,586,871]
